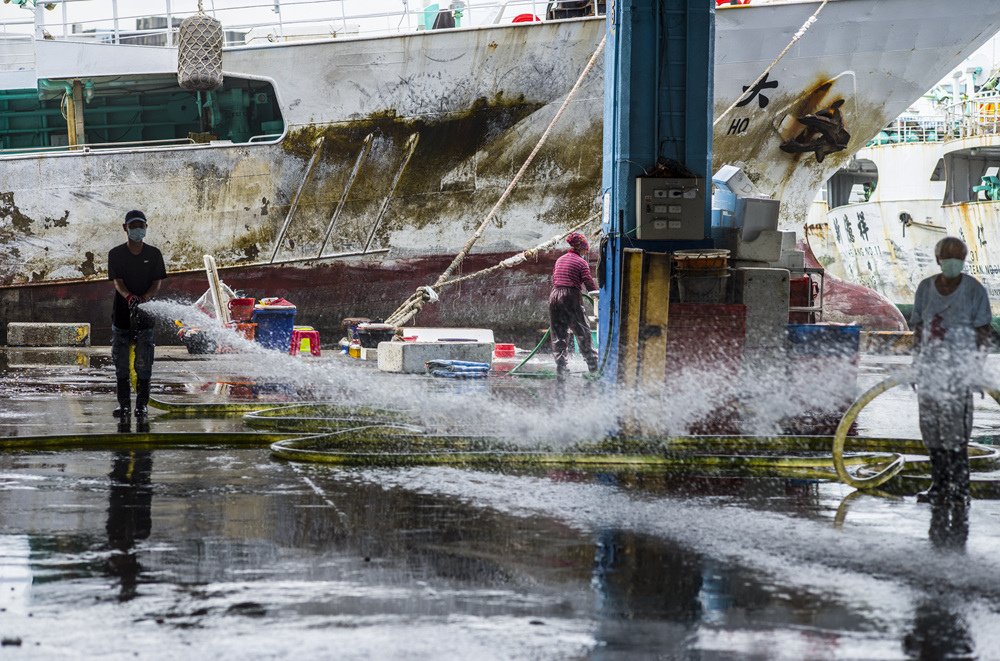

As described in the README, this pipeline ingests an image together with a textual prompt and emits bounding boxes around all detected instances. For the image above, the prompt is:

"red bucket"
[494,343,516,358]
[228,298,256,322]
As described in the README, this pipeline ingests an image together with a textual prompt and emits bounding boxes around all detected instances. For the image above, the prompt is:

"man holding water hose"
[108,210,167,432]
[911,236,991,505]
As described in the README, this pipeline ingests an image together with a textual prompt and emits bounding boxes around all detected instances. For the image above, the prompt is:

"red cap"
[566,232,589,251]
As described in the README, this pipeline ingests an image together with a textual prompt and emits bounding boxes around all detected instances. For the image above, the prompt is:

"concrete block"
[733,268,790,349]
[377,341,494,374]
[7,322,90,347]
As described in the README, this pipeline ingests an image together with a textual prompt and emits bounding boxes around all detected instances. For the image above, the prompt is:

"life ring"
[716,0,751,6]
[512,13,541,23]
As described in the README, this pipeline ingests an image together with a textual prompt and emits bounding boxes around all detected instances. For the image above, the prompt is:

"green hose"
[5,381,999,492]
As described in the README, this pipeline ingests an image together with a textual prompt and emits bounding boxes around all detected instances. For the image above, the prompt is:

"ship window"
[0,75,283,153]
[930,158,945,181]
[826,158,877,209]
[943,149,1000,204]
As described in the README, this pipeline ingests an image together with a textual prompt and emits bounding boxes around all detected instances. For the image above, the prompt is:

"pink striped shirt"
[552,251,597,291]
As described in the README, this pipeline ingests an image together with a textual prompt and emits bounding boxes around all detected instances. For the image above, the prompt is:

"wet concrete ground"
[2,347,1000,659]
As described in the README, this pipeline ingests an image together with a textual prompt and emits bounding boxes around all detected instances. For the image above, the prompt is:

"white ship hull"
[810,132,1000,319]
[1,2,999,287]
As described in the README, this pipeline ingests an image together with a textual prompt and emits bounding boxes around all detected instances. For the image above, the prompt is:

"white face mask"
[940,258,964,278]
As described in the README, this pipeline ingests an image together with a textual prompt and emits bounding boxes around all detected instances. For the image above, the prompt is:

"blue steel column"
[598,0,715,382]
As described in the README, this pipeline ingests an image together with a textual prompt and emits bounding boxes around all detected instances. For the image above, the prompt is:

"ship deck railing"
[1,0,606,48]
[946,90,1000,140]
[0,136,201,158]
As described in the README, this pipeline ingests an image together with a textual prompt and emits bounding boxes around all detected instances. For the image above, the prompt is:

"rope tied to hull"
[384,213,600,326]
[383,34,608,327]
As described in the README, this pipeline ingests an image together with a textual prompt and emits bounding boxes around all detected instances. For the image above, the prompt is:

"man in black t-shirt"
[108,210,167,431]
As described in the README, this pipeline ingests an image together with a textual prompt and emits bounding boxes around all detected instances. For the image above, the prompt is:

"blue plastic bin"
[252,307,297,352]
[787,324,861,358]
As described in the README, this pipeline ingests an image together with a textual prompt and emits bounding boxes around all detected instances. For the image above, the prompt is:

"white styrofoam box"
[398,327,495,343]
[733,267,790,349]
[712,227,783,263]
[377,341,494,374]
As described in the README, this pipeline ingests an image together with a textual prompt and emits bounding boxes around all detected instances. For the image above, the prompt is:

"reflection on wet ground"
[2,348,1000,658]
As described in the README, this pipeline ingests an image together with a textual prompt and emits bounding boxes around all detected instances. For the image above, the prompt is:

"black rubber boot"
[113,378,131,420]
[917,448,948,504]
[117,410,131,434]
[135,379,151,432]
[945,447,971,507]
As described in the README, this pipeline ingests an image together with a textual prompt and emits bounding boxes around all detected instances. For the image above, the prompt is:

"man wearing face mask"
[911,236,992,505]
[107,210,167,432]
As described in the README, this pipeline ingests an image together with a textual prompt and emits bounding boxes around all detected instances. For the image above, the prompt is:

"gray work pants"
[917,389,974,451]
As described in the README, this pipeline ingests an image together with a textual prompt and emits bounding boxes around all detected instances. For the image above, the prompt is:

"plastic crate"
[666,304,747,374]
[252,307,297,351]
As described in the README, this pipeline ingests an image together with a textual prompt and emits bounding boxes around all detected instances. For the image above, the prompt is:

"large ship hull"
[3,1,1000,342]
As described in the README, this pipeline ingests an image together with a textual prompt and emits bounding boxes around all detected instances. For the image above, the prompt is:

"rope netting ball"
[177,9,224,92]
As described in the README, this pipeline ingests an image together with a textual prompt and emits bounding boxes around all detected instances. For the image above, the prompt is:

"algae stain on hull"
[270,95,605,261]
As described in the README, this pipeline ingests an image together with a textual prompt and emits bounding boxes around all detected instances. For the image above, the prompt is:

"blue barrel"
[252,307,297,352]
[787,324,861,359]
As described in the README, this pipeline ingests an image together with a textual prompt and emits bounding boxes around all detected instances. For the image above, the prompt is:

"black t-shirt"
[107,243,167,330]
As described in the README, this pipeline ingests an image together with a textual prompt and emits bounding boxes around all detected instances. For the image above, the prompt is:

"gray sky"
[0,1,548,40]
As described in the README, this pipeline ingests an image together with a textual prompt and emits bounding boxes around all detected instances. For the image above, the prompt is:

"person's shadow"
[105,451,153,602]
[902,501,974,659]
[903,594,975,660]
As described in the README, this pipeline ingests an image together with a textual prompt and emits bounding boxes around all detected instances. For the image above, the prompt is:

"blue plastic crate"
[252,308,297,352]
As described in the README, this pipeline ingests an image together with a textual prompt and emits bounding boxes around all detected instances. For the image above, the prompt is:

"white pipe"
[166,0,173,46]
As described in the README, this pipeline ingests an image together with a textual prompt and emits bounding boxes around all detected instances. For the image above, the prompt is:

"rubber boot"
[917,448,948,504]
[135,379,151,433]
[113,378,131,420]
[945,446,971,507]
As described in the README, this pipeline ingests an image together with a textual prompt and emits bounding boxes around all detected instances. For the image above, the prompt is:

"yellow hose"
[831,374,1000,489]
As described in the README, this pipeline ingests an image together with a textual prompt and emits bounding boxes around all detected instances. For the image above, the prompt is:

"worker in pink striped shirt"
[549,232,599,379]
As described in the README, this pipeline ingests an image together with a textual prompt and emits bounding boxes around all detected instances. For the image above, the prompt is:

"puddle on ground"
[1,349,1000,658]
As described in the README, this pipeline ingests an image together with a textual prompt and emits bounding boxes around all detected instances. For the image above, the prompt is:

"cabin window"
[0,75,283,153]
[942,149,1000,203]
[826,158,877,209]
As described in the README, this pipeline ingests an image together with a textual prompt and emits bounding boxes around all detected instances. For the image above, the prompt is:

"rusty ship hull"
[3,2,1000,342]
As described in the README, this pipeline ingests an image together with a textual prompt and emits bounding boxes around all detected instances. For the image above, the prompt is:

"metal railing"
[0,136,196,157]
[866,116,950,146]
[0,0,605,48]
[946,90,1000,139]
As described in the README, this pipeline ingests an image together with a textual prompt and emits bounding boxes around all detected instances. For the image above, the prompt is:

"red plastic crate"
[666,304,747,375]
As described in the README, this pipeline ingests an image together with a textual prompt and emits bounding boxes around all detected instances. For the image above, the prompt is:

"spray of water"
[139,298,998,446]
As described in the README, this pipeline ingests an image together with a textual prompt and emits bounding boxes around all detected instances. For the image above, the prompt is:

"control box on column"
[635,177,705,240]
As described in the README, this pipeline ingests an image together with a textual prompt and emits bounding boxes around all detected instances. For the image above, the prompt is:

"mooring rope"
[385,34,608,327]
[713,0,830,128]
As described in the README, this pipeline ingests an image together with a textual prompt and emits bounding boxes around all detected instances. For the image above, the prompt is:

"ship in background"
[807,34,1000,325]
[2,0,1000,342]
